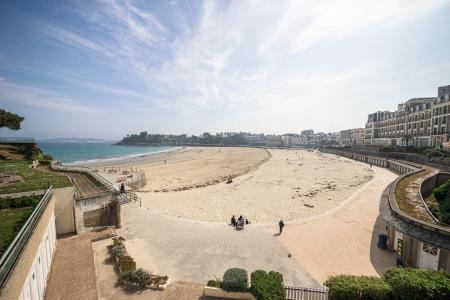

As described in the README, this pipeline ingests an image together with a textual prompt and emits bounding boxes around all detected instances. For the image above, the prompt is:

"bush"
[0,195,42,210]
[120,268,151,288]
[249,270,285,300]
[117,255,136,272]
[222,268,248,292]
[432,181,449,202]
[207,279,222,288]
[112,238,126,257]
[325,275,392,300]
[384,268,450,300]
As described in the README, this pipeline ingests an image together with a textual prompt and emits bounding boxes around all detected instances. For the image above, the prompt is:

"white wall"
[19,213,56,300]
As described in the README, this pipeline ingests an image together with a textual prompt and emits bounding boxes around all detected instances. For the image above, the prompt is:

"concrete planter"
[203,286,256,300]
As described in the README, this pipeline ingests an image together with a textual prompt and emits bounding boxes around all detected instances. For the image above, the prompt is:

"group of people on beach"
[230,215,250,229]
[230,215,285,235]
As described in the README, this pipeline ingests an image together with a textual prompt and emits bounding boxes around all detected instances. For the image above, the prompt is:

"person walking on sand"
[279,220,284,235]
[120,183,125,194]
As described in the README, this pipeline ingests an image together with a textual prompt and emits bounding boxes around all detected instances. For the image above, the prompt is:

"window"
[422,243,438,256]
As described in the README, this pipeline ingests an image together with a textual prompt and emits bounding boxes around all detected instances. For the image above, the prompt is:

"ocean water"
[38,141,178,164]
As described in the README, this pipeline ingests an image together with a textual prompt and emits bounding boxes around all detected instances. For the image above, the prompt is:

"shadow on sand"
[369,216,395,276]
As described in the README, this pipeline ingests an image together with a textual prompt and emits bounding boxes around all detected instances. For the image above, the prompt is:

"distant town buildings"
[340,128,365,147]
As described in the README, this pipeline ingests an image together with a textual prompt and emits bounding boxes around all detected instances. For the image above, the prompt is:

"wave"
[65,147,183,166]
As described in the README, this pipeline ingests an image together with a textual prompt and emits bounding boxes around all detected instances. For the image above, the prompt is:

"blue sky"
[0,0,450,139]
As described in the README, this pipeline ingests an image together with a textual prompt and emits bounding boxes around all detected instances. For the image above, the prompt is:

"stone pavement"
[93,239,218,300]
[118,204,320,288]
[45,234,98,300]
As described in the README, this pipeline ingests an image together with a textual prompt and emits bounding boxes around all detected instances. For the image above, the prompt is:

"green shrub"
[222,268,248,292]
[117,255,136,272]
[207,279,222,288]
[433,181,449,202]
[0,195,42,210]
[119,268,151,288]
[112,238,126,257]
[325,275,392,300]
[249,270,285,300]
[384,268,450,300]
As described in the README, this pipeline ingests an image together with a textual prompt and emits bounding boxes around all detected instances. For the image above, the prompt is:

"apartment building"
[340,128,365,147]
[363,85,450,148]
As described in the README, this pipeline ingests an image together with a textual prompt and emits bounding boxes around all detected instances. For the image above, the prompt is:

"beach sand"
[94,147,374,223]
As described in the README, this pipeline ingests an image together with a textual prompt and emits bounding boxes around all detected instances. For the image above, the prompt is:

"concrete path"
[93,239,216,300]
[119,204,321,288]
[45,234,98,300]
[278,165,397,284]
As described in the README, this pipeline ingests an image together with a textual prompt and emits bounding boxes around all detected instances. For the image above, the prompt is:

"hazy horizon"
[1,0,450,140]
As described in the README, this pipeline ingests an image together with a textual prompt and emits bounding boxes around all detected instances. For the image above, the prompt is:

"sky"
[0,0,450,140]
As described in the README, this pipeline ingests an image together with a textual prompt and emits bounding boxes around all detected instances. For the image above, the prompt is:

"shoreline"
[68,146,186,167]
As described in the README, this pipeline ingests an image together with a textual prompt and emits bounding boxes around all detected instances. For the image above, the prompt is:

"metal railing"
[285,286,328,300]
[50,162,130,203]
[0,187,53,288]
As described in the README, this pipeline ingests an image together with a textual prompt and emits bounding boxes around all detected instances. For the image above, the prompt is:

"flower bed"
[110,237,169,290]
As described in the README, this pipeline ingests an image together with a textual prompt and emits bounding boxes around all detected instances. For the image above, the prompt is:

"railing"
[285,286,328,300]
[0,187,53,288]
[51,162,131,203]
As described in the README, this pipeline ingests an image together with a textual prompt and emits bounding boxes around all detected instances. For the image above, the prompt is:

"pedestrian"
[120,183,125,194]
[278,220,284,234]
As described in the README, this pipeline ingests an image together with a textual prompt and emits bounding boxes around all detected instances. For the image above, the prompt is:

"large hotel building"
[364,85,450,148]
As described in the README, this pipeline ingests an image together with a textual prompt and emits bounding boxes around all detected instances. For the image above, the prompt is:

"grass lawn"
[0,207,33,256]
[0,160,72,194]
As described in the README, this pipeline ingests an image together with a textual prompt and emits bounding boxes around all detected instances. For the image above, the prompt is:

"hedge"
[222,268,248,292]
[325,275,392,300]
[249,270,285,300]
[384,268,450,300]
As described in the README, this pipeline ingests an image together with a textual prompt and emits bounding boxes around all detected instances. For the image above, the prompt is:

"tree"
[0,109,24,130]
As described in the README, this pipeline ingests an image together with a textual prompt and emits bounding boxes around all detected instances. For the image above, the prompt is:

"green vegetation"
[384,268,450,300]
[0,194,43,255]
[325,268,450,300]
[325,275,392,300]
[0,109,24,130]
[222,268,249,292]
[427,180,450,224]
[111,237,168,289]
[206,279,222,288]
[117,255,136,273]
[394,169,434,222]
[0,160,72,194]
[249,270,285,300]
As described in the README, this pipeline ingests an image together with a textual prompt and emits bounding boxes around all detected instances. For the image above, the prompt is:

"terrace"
[0,160,72,195]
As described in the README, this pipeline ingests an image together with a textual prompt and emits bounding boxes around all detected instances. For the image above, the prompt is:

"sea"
[38,141,178,165]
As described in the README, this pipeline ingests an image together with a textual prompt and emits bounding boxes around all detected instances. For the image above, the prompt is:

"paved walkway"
[45,234,98,300]
[278,165,397,284]
[119,204,320,288]
[93,239,216,300]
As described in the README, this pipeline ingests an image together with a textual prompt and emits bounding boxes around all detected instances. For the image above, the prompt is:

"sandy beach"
[92,147,374,223]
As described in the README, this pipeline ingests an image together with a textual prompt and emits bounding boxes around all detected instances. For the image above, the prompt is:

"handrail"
[50,162,130,203]
[0,187,53,288]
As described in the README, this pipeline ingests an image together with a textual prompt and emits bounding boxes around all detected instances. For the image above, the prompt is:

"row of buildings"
[118,130,342,148]
[338,85,450,149]
[361,85,450,149]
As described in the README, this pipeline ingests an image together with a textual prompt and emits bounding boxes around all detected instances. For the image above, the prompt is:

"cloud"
[5,0,449,134]
[0,78,98,113]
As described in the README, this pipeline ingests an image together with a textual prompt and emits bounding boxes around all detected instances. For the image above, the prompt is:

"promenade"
[278,164,397,283]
